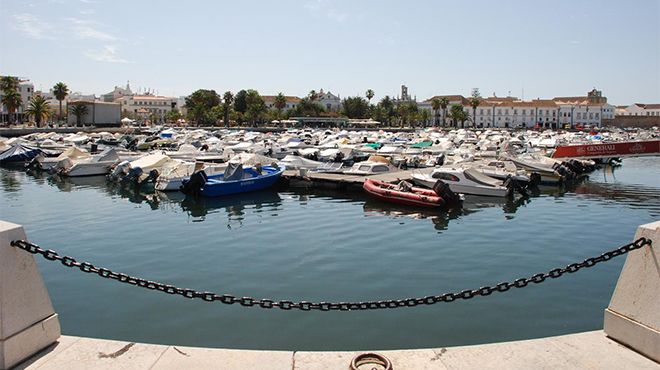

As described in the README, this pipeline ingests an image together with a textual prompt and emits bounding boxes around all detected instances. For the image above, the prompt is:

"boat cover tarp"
[129,153,171,171]
[463,168,503,187]
[0,143,42,162]
[93,148,120,163]
[57,147,90,161]
[229,152,276,167]
[279,155,323,169]
[223,162,244,181]
[411,141,433,148]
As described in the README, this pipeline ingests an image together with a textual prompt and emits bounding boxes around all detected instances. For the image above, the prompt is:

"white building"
[117,94,178,122]
[262,95,301,110]
[617,103,660,117]
[0,79,34,124]
[315,89,342,112]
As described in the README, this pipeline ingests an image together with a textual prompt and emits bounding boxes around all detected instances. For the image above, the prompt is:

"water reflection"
[177,190,282,226]
[363,194,532,231]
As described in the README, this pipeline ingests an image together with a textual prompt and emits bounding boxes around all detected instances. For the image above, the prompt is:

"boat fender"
[432,180,461,206]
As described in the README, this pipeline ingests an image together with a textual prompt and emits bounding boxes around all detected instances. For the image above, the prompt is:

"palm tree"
[431,98,441,127]
[69,104,89,127]
[274,93,287,121]
[449,104,468,128]
[52,82,69,122]
[0,76,19,93]
[365,89,374,104]
[439,97,449,127]
[222,91,233,128]
[1,90,22,125]
[469,98,480,128]
[25,95,52,127]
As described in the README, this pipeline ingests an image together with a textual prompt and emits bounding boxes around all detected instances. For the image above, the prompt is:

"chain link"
[9,237,652,311]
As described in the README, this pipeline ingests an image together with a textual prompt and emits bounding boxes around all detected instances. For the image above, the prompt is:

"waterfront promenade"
[13,331,658,370]
[2,220,658,369]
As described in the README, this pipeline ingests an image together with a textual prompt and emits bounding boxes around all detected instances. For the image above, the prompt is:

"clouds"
[12,13,53,39]
[10,8,128,63]
[84,45,128,64]
[67,18,117,41]
[304,0,349,23]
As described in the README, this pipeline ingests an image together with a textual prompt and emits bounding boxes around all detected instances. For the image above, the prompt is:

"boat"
[181,163,283,197]
[0,143,55,163]
[362,178,459,208]
[155,161,226,191]
[53,148,122,177]
[411,167,514,197]
[343,156,395,175]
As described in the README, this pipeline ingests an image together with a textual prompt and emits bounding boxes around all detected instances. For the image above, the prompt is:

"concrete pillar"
[0,221,60,370]
[604,221,660,362]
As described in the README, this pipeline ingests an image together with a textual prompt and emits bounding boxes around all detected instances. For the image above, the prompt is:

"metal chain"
[10,237,652,311]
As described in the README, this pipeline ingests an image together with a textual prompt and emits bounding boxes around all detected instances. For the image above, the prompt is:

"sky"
[0,0,659,105]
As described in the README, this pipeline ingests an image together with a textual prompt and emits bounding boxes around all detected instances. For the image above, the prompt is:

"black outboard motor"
[503,175,528,197]
[180,170,208,197]
[139,169,160,186]
[435,154,445,167]
[433,180,461,206]
[120,167,144,186]
[25,154,44,171]
[528,172,542,188]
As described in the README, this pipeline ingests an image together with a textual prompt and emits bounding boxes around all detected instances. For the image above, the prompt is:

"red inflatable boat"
[362,178,447,208]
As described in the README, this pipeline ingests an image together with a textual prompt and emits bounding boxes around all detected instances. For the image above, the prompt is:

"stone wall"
[604,116,660,128]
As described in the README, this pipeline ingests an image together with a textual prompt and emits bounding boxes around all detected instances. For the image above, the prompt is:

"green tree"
[469,89,481,128]
[292,97,324,117]
[431,98,441,127]
[69,104,89,127]
[342,96,370,118]
[449,104,468,128]
[365,89,374,104]
[377,96,395,126]
[233,90,248,124]
[52,82,69,121]
[184,89,220,126]
[25,95,51,127]
[1,90,22,125]
[0,76,19,93]
[222,91,233,128]
[245,89,266,126]
[165,109,182,123]
[274,93,287,121]
[439,97,449,127]
[419,109,431,127]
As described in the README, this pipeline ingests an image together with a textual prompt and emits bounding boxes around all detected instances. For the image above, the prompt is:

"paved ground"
[14,330,658,369]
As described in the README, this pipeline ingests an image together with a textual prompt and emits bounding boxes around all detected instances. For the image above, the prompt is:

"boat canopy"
[411,141,433,148]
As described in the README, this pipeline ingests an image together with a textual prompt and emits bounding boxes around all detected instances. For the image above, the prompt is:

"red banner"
[552,140,660,159]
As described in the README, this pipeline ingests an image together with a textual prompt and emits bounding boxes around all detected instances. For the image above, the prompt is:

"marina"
[1,126,658,352]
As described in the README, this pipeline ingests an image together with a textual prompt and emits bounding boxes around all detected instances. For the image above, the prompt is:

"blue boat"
[181,163,283,197]
[0,143,44,163]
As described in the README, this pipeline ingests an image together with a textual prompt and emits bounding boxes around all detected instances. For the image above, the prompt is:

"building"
[102,82,133,102]
[617,103,660,117]
[117,94,178,122]
[262,95,301,111]
[315,89,342,112]
[67,101,121,127]
[418,88,614,128]
[0,78,34,124]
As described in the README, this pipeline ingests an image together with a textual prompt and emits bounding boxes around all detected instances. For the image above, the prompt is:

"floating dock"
[281,169,422,191]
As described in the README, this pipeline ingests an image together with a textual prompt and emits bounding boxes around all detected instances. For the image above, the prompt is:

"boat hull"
[363,178,445,208]
[201,166,283,197]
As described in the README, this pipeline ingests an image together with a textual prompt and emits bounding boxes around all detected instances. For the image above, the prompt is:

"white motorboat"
[343,156,395,175]
[278,155,324,170]
[54,148,122,177]
[411,167,511,197]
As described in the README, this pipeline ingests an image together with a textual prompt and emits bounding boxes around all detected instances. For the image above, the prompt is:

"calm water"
[1,158,659,350]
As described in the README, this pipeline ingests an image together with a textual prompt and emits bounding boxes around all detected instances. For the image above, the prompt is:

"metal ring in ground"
[350,352,393,370]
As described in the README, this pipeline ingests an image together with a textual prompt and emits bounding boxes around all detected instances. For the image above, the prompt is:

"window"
[523,109,527,115]
[432,172,460,181]
[373,165,389,173]
[514,109,518,115]
[505,109,509,115]
[480,109,483,115]
[497,109,501,115]
[589,113,593,119]
[595,113,599,119]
